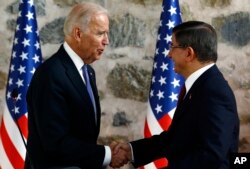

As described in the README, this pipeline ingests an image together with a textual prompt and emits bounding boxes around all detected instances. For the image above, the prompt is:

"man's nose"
[103,33,109,45]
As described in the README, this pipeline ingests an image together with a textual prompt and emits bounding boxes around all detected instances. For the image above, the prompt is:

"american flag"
[0,0,42,168]
[141,0,183,168]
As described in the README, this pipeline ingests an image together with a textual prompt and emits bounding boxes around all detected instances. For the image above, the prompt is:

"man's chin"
[96,54,102,60]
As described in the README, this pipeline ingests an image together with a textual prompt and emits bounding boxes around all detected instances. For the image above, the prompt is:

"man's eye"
[96,32,108,37]
[97,32,104,36]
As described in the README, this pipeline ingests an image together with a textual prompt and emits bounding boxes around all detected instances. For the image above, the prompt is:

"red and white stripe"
[0,105,28,169]
[139,102,176,169]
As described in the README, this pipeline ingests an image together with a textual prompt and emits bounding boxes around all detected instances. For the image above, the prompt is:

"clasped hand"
[109,141,132,168]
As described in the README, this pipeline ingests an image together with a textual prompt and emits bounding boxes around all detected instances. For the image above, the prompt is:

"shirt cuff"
[129,143,135,162]
[103,145,111,167]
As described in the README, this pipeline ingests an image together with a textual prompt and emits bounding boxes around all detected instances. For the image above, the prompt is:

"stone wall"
[0,0,250,168]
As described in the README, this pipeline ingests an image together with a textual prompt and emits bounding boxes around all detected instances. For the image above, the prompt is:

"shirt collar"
[185,63,215,93]
[63,41,85,71]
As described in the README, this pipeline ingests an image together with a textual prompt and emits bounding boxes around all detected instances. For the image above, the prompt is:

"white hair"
[63,2,108,36]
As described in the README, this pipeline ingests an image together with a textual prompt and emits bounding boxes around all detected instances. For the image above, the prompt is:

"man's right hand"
[109,141,132,168]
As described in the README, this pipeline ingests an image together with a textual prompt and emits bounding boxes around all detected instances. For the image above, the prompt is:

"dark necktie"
[82,65,97,123]
[177,85,186,106]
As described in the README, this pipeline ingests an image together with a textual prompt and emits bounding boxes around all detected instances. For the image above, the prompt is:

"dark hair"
[173,21,218,63]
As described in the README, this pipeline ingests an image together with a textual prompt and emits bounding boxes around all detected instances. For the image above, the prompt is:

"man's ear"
[185,46,196,62]
[73,27,82,42]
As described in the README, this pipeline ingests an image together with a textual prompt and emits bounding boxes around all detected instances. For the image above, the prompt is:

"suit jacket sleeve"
[130,131,170,168]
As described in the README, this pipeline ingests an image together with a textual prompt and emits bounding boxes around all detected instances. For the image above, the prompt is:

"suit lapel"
[57,46,94,107]
[171,91,191,125]
[172,65,219,125]
[58,46,100,128]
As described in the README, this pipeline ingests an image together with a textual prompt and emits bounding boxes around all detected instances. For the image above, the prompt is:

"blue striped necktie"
[82,65,97,123]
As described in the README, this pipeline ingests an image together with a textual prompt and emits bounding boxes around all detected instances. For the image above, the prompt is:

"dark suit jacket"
[131,65,239,169]
[25,45,104,169]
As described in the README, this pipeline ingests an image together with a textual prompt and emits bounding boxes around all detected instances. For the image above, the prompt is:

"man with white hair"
[25,2,127,169]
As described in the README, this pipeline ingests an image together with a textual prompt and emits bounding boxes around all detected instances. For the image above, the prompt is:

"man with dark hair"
[112,21,239,169]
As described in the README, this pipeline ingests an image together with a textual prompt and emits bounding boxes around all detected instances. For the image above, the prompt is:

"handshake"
[109,141,132,168]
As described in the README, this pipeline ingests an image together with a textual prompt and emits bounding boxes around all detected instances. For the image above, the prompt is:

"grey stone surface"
[213,12,250,47]
[128,0,162,5]
[6,19,16,31]
[6,0,46,16]
[40,17,65,44]
[109,13,146,48]
[221,12,250,47]
[107,64,151,102]
[0,71,7,90]
[53,0,105,7]
[53,0,82,7]
[180,2,195,22]
[107,53,127,59]
[112,111,131,126]
[200,0,232,7]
